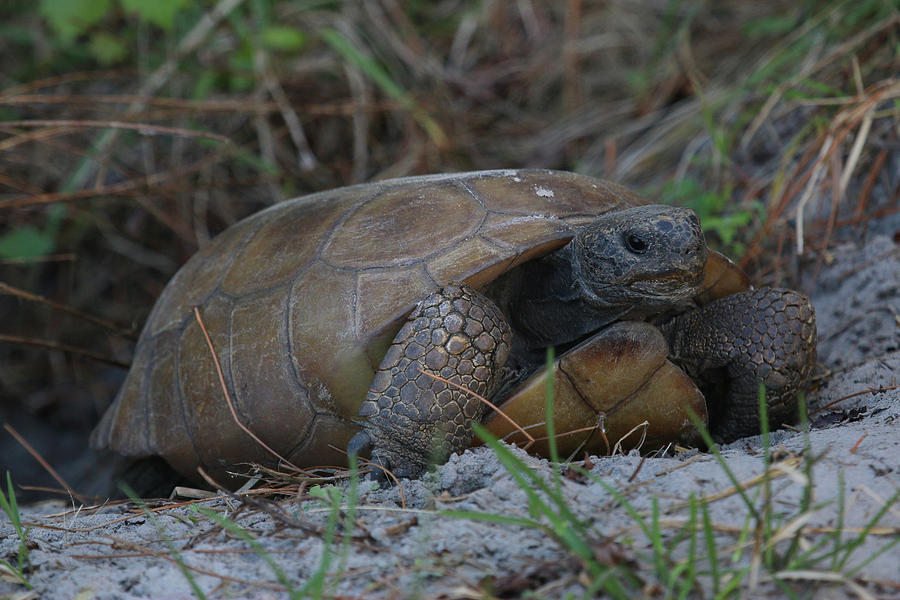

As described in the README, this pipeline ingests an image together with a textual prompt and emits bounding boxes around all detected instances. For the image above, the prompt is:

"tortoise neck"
[504,244,631,348]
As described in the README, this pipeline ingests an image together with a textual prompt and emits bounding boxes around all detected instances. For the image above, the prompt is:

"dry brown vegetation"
[1,2,899,598]
[0,0,897,501]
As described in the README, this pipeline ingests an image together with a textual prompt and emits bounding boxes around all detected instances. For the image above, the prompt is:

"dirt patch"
[2,235,899,599]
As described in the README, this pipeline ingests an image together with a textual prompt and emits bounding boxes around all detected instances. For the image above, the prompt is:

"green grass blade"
[472,424,637,597]
[439,508,550,531]
[194,505,300,598]
[757,383,776,568]
[122,484,207,600]
[300,486,343,599]
[5,472,18,531]
[584,470,653,542]
[649,498,666,580]
[473,423,585,530]
[1,472,24,541]
[319,28,447,146]
[845,526,900,576]
[716,564,751,599]
[0,472,31,580]
[330,453,360,595]
[830,469,846,571]
[686,408,762,522]
[782,394,814,566]
[675,495,699,600]
[840,486,900,573]
[0,559,32,589]
[701,499,720,597]
[473,424,591,555]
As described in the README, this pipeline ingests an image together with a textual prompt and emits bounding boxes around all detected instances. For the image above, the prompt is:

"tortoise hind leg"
[349,284,511,478]
[661,287,816,442]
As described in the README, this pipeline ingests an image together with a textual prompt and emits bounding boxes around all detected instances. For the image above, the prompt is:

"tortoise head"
[572,205,708,312]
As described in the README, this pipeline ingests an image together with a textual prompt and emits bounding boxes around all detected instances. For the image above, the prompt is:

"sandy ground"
[2,233,899,599]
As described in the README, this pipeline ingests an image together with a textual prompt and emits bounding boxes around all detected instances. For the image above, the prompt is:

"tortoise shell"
[92,169,745,481]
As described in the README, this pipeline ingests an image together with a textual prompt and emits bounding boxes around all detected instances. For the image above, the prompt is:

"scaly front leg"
[348,284,511,478]
[661,287,817,442]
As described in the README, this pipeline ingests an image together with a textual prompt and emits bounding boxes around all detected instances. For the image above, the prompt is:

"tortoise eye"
[625,233,649,254]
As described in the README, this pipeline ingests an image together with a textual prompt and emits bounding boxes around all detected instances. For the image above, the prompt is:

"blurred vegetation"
[0,0,898,496]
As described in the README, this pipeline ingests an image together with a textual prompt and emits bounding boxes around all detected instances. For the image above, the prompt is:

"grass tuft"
[121,483,207,600]
[439,379,899,597]
[0,471,31,589]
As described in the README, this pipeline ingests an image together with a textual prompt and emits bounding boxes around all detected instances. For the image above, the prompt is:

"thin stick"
[417,368,536,447]
[192,306,299,472]
[0,281,136,339]
[0,152,223,209]
[3,423,90,506]
[812,384,899,414]
[3,120,232,145]
[0,253,76,265]
[531,422,607,442]
[0,333,129,368]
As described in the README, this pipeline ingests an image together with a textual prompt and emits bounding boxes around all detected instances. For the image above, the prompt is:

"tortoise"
[91,169,817,485]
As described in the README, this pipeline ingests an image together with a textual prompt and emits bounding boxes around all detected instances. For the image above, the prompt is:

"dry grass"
[0,0,897,500]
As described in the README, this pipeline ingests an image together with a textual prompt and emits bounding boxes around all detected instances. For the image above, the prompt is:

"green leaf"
[261,26,307,53]
[119,0,190,30]
[0,227,55,260]
[89,32,127,65]
[39,0,112,43]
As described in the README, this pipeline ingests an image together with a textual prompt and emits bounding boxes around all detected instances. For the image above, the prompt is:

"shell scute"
[222,196,347,297]
[230,290,315,457]
[144,221,254,337]
[356,263,436,339]
[288,261,371,421]
[322,180,484,269]
[466,169,637,215]
[176,294,243,472]
[143,331,199,476]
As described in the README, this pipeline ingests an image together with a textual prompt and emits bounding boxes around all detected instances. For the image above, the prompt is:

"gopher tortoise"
[92,170,816,484]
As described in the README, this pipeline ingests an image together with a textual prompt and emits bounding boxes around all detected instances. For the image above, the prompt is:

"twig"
[260,65,318,171]
[3,120,232,145]
[812,384,899,414]
[195,466,325,537]
[192,306,300,472]
[3,423,90,506]
[0,281,136,339]
[0,152,224,209]
[0,333,129,368]
[417,368,536,447]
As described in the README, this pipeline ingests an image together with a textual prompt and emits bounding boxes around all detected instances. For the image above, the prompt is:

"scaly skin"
[349,284,511,477]
[661,287,817,442]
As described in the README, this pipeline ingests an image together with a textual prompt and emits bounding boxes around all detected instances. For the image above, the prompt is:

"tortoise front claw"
[662,287,817,442]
